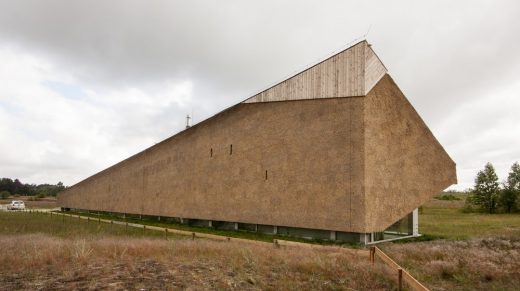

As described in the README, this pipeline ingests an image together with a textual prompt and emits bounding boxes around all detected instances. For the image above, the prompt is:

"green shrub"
[499,188,518,213]
[436,194,461,201]
[0,190,10,199]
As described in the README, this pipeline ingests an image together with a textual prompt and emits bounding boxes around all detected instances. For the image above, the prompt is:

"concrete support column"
[234,222,238,230]
[412,208,419,236]
[330,231,337,241]
[273,226,278,234]
[360,233,370,244]
[208,220,213,227]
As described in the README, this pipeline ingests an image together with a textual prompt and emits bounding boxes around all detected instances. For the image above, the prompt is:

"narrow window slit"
[265,170,268,180]
[230,144,233,155]
[210,148,213,158]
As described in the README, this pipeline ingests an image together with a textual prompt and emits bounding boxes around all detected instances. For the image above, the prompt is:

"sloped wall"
[58,97,367,232]
[363,74,457,232]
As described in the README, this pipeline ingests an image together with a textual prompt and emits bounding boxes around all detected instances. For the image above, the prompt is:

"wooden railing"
[370,246,429,291]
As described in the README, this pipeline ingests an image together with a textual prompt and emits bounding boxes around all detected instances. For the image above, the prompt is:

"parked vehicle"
[7,200,25,210]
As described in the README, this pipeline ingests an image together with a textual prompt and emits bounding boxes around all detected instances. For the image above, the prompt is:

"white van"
[7,200,25,210]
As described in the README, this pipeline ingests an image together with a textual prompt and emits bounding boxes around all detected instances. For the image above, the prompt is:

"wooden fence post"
[164,228,168,240]
[192,232,195,240]
[398,268,403,291]
[370,246,375,265]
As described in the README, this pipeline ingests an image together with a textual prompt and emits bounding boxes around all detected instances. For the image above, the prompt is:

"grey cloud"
[0,0,519,188]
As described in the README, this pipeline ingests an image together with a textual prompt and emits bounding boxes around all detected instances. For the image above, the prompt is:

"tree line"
[468,162,520,213]
[0,178,66,199]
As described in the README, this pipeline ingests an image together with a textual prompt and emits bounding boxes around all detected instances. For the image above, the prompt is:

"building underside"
[64,207,419,244]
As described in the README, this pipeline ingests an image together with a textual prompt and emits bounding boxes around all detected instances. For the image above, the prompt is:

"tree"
[507,162,520,191]
[12,179,22,195]
[472,162,500,213]
[500,188,517,213]
[0,190,10,199]
[0,178,14,194]
[500,162,520,213]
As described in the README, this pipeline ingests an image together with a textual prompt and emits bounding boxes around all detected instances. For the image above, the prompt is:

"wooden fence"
[370,246,429,291]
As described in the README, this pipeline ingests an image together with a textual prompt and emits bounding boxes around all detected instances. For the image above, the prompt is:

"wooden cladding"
[243,40,386,104]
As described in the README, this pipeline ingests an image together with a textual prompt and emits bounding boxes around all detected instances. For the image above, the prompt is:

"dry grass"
[0,212,395,290]
[382,235,520,290]
[0,234,394,290]
[5,196,519,290]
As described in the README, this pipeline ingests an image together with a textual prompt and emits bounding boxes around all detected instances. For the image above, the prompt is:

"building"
[57,40,457,244]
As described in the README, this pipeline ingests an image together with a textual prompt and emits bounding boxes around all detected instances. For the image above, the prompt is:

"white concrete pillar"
[413,208,419,236]
[330,231,337,240]
[360,233,370,244]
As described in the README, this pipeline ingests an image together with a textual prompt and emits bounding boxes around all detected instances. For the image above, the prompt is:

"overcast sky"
[0,0,519,190]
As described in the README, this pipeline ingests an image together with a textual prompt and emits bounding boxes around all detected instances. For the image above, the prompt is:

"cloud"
[0,45,195,184]
[0,0,519,189]
[437,81,520,189]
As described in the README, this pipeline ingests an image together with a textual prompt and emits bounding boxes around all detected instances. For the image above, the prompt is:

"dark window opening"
[265,170,268,180]
[210,148,213,158]
[230,144,233,155]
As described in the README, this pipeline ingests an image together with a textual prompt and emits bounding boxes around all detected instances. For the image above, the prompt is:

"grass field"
[420,206,520,239]
[0,212,394,290]
[379,195,520,291]
[384,236,520,291]
[0,211,181,239]
[2,193,520,290]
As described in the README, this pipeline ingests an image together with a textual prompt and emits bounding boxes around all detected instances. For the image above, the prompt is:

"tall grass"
[0,234,394,290]
[0,212,395,290]
[382,236,520,290]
